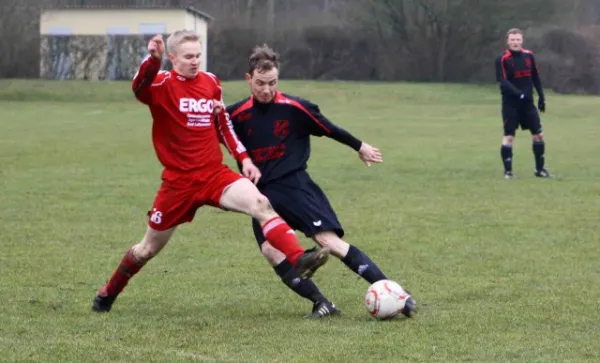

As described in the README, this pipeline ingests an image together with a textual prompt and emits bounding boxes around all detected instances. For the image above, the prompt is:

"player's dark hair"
[506,28,523,38]
[248,44,279,75]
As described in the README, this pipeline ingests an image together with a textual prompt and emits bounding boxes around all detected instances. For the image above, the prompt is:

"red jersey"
[132,55,249,182]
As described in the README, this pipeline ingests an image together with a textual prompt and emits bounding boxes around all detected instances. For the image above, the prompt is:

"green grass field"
[1,79,599,363]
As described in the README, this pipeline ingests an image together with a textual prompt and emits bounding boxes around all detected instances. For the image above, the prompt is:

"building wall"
[41,9,188,35]
[39,9,209,79]
[40,35,165,80]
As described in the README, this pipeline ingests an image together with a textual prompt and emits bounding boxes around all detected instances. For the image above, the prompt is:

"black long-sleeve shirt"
[495,49,545,103]
[226,91,362,186]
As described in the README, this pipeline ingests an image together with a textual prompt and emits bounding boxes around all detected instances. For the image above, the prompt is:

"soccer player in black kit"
[495,28,552,179]
[225,45,416,318]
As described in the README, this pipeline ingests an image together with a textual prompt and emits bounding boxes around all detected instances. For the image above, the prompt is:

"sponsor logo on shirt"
[179,98,214,127]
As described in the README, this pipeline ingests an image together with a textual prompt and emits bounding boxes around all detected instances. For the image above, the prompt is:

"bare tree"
[266,0,275,39]
[246,0,254,26]
[362,0,569,82]
[3,0,600,93]
[0,0,42,78]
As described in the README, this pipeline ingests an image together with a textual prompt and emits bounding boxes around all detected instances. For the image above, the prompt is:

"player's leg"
[312,231,385,283]
[527,107,551,177]
[501,104,518,178]
[282,174,387,283]
[275,175,390,283]
[501,134,515,178]
[253,220,340,318]
[273,173,417,317]
[92,226,176,312]
[216,175,329,278]
[92,184,195,312]
[532,132,551,177]
[311,231,416,317]
[306,185,419,318]
[267,173,387,282]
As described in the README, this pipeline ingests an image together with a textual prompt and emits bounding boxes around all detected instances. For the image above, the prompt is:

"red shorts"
[148,165,244,231]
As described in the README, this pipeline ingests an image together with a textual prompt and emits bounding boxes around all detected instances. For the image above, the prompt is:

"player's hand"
[241,158,262,184]
[538,97,546,113]
[358,142,383,167]
[212,100,224,115]
[148,34,165,60]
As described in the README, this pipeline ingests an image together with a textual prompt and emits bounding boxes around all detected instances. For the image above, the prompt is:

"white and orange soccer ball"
[364,280,410,320]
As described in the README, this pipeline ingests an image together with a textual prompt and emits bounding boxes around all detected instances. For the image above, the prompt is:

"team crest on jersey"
[274,120,290,139]
[237,112,252,122]
[525,58,532,69]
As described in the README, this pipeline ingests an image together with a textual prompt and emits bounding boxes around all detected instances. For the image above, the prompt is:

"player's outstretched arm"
[295,98,362,149]
[132,34,164,105]
[294,97,381,167]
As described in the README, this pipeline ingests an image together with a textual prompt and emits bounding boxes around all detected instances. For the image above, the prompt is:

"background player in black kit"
[226,44,416,318]
[495,28,552,179]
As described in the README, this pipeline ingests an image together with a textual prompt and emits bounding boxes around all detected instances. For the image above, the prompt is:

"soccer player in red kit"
[92,31,329,313]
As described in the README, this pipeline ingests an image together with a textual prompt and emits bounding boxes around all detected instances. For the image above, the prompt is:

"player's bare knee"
[134,230,171,261]
[250,195,275,220]
[260,242,286,266]
[503,136,514,145]
[313,231,349,258]
[132,242,158,262]
[533,133,544,142]
[313,231,334,246]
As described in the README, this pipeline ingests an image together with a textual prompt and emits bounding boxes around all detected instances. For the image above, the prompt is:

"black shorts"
[252,171,344,246]
[502,102,543,136]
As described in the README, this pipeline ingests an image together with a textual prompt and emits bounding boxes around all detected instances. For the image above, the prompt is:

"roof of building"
[43,4,213,21]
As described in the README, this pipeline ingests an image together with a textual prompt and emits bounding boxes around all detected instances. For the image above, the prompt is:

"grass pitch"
[1,79,599,362]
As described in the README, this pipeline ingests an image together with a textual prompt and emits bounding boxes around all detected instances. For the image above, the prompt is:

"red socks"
[100,247,146,297]
[262,217,304,265]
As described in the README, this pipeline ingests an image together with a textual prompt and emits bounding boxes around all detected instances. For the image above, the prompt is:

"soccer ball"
[364,279,409,320]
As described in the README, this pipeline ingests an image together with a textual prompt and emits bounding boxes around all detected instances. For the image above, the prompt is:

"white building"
[40,5,212,80]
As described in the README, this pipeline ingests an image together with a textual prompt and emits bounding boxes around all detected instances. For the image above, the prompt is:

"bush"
[531,27,600,94]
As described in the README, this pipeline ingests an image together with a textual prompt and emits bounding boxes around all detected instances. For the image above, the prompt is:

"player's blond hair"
[506,28,523,38]
[167,30,200,54]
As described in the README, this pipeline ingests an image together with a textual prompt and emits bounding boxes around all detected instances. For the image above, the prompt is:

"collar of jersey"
[171,69,200,82]
[251,91,284,106]
[507,49,523,56]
